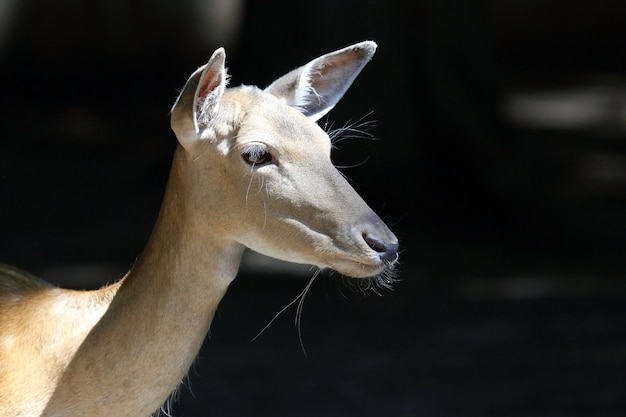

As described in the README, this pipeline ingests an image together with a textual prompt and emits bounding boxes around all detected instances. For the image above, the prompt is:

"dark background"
[1,1,625,416]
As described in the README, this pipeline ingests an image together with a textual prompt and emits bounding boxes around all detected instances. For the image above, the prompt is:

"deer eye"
[241,144,274,166]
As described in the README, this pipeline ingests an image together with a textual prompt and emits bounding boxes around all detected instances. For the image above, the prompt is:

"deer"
[0,40,398,417]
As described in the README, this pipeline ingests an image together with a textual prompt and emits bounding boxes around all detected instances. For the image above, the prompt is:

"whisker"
[334,156,371,170]
[250,269,321,359]
[250,294,299,343]
[327,111,379,146]
[262,180,270,229]
[245,166,256,205]
[295,269,321,358]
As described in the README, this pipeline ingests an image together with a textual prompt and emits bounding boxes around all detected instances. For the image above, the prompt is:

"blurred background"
[1,0,625,416]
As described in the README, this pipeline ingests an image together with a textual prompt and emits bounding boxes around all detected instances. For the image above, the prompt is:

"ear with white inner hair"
[170,47,228,152]
[263,41,377,121]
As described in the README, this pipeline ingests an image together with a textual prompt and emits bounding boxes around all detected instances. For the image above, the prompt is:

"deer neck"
[130,145,244,293]
[43,147,245,417]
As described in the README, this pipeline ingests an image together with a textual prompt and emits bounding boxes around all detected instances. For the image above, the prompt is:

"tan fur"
[0,42,398,417]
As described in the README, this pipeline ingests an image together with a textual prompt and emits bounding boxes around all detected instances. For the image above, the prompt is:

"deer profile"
[0,41,398,417]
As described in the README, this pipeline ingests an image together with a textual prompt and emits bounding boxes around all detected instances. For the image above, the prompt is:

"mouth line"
[325,256,388,278]
[275,217,397,278]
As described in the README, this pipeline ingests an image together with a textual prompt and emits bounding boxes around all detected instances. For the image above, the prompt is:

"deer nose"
[363,232,399,265]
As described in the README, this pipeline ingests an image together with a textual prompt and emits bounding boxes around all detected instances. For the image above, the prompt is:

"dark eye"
[241,144,273,166]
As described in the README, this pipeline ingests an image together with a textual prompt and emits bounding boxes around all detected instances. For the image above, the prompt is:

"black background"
[1,1,625,416]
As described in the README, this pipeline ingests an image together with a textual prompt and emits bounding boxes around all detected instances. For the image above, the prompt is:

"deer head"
[169,41,398,280]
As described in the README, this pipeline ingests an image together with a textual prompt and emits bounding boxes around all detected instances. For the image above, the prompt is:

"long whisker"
[295,269,320,358]
[327,110,378,146]
[250,269,321,359]
[250,295,299,343]
[245,166,256,205]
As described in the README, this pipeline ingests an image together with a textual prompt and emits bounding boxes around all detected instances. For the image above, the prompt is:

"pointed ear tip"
[211,47,227,62]
[362,40,378,49]
[355,40,378,57]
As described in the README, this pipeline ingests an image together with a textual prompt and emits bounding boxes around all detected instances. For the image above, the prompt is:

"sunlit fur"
[0,41,398,417]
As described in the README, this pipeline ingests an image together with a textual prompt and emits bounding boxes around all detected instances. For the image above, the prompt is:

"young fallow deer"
[0,41,398,417]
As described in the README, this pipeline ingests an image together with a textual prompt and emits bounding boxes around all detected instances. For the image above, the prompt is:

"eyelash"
[241,144,274,166]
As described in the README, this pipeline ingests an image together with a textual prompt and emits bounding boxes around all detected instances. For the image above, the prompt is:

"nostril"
[364,234,386,253]
[363,233,399,264]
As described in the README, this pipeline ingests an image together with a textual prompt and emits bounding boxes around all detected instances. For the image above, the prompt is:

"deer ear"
[170,48,227,152]
[264,41,377,122]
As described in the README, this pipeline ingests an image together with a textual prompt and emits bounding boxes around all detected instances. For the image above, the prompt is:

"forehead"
[225,87,331,153]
